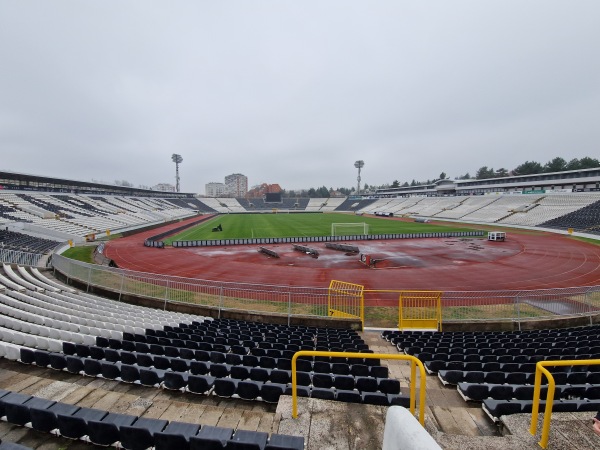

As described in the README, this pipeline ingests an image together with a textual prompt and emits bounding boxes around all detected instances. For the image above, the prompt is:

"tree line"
[282,156,599,198]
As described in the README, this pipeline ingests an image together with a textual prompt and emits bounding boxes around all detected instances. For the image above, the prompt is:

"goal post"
[398,290,443,331]
[331,222,369,237]
[328,280,365,330]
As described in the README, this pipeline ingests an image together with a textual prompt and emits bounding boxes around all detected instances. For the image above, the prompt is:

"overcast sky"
[1,1,599,194]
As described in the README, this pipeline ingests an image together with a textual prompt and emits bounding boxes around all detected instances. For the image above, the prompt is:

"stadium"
[1,168,600,449]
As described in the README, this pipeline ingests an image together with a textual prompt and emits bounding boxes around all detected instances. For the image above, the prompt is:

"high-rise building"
[225,173,248,197]
[205,182,226,197]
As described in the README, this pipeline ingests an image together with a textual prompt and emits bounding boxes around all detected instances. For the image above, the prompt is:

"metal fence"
[0,248,46,267]
[51,254,600,328]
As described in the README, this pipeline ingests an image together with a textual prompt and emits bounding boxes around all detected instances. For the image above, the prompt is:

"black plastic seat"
[48,352,67,371]
[120,417,169,450]
[88,412,137,446]
[482,399,525,420]
[248,367,270,383]
[187,375,216,395]
[1,394,42,425]
[237,381,263,401]
[75,343,91,358]
[362,392,389,406]
[30,402,79,433]
[121,364,140,383]
[57,406,108,439]
[214,378,239,397]
[269,369,291,385]
[190,361,210,375]
[439,370,464,385]
[333,375,355,391]
[370,366,389,378]
[336,390,362,403]
[378,378,401,395]
[210,363,232,378]
[33,350,51,367]
[311,387,335,400]
[226,353,244,366]
[84,358,103,377]
[489,385,514,400]
[104,348,121,363]
[355,376,378,393]
[190,425,234,450]
[350,364,369,377]
[136,353,154,368]
[331,363,350,375]
[484,371,506,384]
[226,429,269,450]
[260,383,286,403]
[153,355,172,370]
[155,420,201,450]
[139,368,166,387]
[163,371,189,391]
[89,345,106,360]
[458,383,489,401]
[62,341,77,355]
[312,373,334,389]
[65,356,84,374]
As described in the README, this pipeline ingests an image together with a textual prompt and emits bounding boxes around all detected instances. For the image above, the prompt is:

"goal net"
[331,222,369,236]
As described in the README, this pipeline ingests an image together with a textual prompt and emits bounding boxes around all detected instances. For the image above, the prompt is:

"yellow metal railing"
[328,280,365,330]
[530,359,600,448]
[291,351,427,425]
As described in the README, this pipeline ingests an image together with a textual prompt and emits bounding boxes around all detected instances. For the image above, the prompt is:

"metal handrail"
[530,359,600,448]
[291,351,427,425]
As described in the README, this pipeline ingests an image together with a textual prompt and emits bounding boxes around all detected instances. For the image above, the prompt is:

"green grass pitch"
[164,213,479,243]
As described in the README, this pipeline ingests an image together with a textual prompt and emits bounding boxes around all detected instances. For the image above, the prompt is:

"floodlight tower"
[171,154,183,192]
[354,160,364,195]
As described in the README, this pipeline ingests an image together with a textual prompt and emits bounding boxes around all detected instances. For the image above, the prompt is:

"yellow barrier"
[398,290,443,331]
[328,280,365,330]
[529,359,600,448]
[291,351,427,425]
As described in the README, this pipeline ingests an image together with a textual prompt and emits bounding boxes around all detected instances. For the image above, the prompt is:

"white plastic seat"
[3,343,21,360]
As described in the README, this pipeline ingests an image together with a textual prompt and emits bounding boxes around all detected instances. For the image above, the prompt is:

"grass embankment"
[61,246,95,263]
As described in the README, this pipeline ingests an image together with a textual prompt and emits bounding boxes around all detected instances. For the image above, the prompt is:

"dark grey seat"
[190,425,234,450]
[120,417,169,450]
[57,406,108,439]
[154,420,201,450]
[30,402,80,433]
[87,412,137,446]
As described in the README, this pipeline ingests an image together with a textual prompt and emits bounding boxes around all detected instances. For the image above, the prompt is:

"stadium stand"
[541,199,600,235]
[383,326,600,422]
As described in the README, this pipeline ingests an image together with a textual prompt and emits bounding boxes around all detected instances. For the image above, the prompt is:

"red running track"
[105,217,600,295]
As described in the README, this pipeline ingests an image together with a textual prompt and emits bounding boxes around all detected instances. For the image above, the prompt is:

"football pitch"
[164,213,479,243]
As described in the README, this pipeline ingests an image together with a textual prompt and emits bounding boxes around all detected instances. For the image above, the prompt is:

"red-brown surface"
[105,217,600,295]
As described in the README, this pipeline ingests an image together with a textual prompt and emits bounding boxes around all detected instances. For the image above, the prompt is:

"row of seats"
[423,356,600,375]
[111,336,380,365]
[439,369,600,386]
[483,398,600,422]
[0,389,303,450]
[458,381,600,402]
[19,349,407,408]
